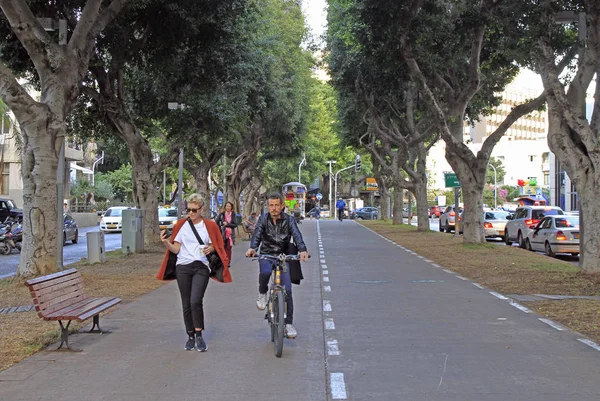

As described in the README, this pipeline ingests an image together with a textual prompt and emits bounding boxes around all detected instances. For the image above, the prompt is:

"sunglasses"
[186,208,201,213]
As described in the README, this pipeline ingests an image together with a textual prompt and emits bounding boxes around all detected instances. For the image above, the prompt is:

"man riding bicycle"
[336,197,346,221]
[245,193,309,339]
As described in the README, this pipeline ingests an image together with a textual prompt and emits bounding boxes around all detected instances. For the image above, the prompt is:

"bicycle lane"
[0,221,326,401]
[317,219,600,401]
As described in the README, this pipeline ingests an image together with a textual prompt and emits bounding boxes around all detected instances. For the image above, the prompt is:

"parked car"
[354,207,378,220]
[505,206,564,248]
[525,215,579,257]
[158,206,178,231]
[439,205,462,233]
[429,205,443,218]
[100,206,131,233]
[483,210,511,240]
[63,213,79,245]
[0,198,23,222]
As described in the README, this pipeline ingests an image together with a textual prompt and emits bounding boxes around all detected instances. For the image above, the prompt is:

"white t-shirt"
[174,220,210,268]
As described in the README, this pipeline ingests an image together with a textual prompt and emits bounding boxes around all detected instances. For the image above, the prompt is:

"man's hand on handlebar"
[245,248,257,258]
[299,251,309,262]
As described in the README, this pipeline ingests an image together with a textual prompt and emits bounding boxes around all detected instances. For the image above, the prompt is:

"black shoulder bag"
[187,218,225,280]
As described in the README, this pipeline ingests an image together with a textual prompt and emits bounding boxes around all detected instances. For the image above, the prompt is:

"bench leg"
[53,320,82,352]
[88,314,111,334]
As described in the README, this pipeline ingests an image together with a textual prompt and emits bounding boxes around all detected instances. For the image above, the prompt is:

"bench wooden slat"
[46,297,119,320]
[25,269,81,289]
[37,296,100,319]
[27,271,82,292]
[33,282,86,306]
[35,287,88,311]
[77,298,121,321]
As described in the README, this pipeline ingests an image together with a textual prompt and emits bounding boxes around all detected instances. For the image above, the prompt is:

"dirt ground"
[361,220,600,344]
[0,247,167,371]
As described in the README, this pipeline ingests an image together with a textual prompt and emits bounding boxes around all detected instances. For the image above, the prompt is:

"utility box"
[87,231,106,264]
[122,208,145,254]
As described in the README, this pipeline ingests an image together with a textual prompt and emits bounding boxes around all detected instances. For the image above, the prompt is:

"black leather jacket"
[250,212,307,255]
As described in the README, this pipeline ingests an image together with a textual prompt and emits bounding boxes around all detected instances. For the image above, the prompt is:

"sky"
[301,0,328,45]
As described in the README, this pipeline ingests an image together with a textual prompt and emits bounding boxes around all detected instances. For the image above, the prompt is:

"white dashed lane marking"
[330,373,347,399]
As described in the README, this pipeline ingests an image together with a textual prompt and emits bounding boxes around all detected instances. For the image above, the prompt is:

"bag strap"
[187,217,206,246]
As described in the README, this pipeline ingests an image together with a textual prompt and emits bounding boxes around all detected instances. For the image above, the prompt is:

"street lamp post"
[298,153,306,183]
[334,164,356,212]
[168,102,186,216]
[91,151,105,187]
[326,160,336,217]
[488,163,497,209]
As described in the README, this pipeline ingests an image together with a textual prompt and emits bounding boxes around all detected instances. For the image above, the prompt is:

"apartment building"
[0,111,84,208]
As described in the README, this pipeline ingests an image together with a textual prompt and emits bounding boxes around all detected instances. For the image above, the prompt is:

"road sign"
[444,172,460,188]
[316,193,323,200]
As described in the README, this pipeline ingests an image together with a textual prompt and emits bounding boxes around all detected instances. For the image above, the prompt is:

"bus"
[282,181,307,219]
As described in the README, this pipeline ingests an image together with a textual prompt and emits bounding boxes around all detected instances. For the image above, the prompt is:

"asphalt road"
[0,225,123,279]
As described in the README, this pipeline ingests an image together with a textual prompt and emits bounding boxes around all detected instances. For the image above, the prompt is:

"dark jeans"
[176,261,210,332]
[338,208,344,220]
[258,259,293,324]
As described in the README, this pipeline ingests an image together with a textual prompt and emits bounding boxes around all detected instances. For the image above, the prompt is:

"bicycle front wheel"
[273,291,285,357]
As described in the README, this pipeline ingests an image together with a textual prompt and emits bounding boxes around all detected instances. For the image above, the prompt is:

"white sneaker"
[256,292,268,310]
[285,324,297,339]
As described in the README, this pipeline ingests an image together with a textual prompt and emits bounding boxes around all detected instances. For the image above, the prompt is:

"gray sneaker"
[285,324,297,339]
[256,292,268,310]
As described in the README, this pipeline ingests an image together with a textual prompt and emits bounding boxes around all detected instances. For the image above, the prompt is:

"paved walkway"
[3,219,600,401]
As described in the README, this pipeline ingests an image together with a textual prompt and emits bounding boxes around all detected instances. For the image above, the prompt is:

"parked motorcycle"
[0,226,13,255]
[9,221,22,252]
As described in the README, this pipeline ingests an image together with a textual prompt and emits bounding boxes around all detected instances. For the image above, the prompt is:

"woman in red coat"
[157,194,231,352]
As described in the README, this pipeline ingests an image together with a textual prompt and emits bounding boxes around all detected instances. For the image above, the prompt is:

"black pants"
[176,261,210,332]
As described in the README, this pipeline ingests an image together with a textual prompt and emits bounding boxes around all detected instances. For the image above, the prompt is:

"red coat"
[156,217,232,283]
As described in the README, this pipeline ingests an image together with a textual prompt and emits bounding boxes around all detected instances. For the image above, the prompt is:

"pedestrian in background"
[215,201,238,266]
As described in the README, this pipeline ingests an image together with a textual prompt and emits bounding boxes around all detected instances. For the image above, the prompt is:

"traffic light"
[355,154,361,172]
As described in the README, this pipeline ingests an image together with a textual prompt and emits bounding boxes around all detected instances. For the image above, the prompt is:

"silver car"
[439,205,462,233]
[525,215,579,257]
[483,210,510,240]
[505,206,564,248]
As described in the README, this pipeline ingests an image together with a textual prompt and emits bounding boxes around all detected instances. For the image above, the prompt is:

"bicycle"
[253,253,302,358]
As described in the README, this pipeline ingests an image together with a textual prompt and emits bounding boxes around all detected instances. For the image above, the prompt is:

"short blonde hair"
[187,193,205,207]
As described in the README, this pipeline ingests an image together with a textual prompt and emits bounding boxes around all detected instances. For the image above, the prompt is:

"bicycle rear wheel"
[273,291,285,357]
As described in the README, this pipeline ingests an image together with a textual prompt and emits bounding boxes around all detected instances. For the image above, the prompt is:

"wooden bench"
[25,268,121,351]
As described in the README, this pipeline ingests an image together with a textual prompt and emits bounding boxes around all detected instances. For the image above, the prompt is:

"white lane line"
[327,339,340,355]
[578,338,600,352]
[489,291,509,300]
[324,286,331,292]
[323,300,332,311]
[323,276,330,282]
[539,318,566,331]
[320,259,326,264]
[443,269,454,274]
[330,373,347,399]
[431,263,441,268]
[321,264,328,269]
[417,255,425,259]
[455,275,468,281]
[323,270,329,275]
[509,300,532,313]
[472,283,484,289]
[325,318,335,330]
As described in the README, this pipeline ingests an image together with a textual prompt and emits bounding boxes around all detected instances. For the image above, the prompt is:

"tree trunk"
[191,163,211,213]
[392,187,404,225]
[17,114,63,277]
[413,179,430,231]
[379,182,390,221]
[106,111,161,248]
[451,155,486,243]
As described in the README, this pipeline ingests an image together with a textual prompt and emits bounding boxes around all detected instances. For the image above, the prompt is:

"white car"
[525,215,580,257]
[100,206,131,233]
[505,206,564,248]
[158,206,178,231]
[483,210,511,240]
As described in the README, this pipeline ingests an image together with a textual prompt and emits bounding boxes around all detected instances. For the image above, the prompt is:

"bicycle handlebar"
[250,253,310,262]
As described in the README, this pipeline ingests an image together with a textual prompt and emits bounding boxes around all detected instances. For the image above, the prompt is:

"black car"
[0,198,23,222]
